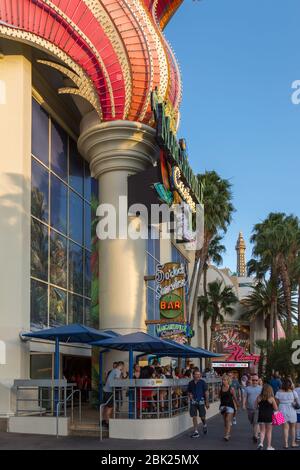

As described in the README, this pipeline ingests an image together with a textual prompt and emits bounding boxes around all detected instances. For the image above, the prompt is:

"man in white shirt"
[102,361,125,426]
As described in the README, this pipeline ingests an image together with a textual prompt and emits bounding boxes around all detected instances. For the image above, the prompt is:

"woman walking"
[219,374,239,441]
[275,378,300,449]
[255,384,278,450]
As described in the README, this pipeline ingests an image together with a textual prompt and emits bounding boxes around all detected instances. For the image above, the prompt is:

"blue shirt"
[269,377,282,394]
[188,379,208,402]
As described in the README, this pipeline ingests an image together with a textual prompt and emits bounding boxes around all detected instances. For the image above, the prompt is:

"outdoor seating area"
[7,324,222,439]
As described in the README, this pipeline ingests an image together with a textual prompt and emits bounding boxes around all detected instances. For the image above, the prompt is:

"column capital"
[78,112,159,178]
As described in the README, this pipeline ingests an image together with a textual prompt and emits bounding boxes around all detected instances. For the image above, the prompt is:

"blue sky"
[165,0,300,272]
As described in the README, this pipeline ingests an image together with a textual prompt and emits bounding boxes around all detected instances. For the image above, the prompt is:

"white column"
[78,113,160,335]
[0,56,31,414]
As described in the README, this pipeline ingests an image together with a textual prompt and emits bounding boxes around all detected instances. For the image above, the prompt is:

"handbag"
[272,411,285,426]
[292,391,300,410]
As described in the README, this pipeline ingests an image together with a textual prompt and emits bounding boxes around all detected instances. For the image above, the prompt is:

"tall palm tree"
[188,172,235,332]
[197,295,213,351]
[203,234,226,297]
[250,213,298,338]
[242,280,298,339]
[201,280,238,351]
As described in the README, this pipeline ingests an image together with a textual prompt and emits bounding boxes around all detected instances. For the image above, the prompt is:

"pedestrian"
[102,361,125,427]
[188,369,209,438]
[243,374,262,443]
[294,380,300,441]
[230,372,242,425]
[219,374,239,441]
[275,378,300,448]
[255,383,278,450]
[269,371,282,395]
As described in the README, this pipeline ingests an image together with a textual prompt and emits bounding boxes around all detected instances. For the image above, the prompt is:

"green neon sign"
[151,90,203,204]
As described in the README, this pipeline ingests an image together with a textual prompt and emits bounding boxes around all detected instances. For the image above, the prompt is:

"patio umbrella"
[91,331,218,378]
[23,324,118,380]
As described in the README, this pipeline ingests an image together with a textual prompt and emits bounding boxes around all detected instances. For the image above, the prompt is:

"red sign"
[224,344,260,365]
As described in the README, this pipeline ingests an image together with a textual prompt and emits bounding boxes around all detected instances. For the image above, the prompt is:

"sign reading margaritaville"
[156,322,193,339]
[151,90,203,205]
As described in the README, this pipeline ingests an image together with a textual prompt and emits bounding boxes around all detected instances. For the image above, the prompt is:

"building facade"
[0,1,204,416]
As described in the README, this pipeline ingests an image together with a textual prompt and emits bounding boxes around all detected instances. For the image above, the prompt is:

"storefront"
[0,0,203,420]
[211,323,260,376]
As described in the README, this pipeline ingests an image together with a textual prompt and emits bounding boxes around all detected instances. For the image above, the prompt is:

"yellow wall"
[0,55,31,413]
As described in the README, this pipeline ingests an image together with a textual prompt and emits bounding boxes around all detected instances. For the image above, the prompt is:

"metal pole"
[98,350,103,405]
[54,337,60,417]
[128,348,134,419]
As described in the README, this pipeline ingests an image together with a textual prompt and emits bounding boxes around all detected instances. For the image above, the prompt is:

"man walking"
[188,368,210,438]
[102,361,125,427]
[243,374,262,442]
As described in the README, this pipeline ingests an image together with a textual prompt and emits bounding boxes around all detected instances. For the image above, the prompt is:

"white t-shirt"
[103,368,122,393]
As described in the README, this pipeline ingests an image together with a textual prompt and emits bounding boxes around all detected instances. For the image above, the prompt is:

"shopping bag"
[272,411,285,426]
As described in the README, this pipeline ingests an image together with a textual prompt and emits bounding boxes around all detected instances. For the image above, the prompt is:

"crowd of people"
[101,360,300,450]
[189,368,300,449]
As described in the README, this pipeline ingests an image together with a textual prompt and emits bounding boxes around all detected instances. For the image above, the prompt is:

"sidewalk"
[0,410,299,450]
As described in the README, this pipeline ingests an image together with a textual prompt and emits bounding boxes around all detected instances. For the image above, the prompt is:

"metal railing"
[109,378,221,421]
[56,389,82,438]
[14,380,75,416]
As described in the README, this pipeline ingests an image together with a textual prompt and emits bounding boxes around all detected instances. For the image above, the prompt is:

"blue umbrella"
[161,340,223,358]
[24,325,117,383]
[23,324,119,415]
[91,331,218,377]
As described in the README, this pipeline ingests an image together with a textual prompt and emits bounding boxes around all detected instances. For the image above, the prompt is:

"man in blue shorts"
[188,368,209,438]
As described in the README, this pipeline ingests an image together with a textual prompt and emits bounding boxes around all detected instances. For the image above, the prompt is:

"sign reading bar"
[156,262,186,322]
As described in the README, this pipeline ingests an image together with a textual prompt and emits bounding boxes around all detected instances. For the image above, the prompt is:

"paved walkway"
[0,411,299,450]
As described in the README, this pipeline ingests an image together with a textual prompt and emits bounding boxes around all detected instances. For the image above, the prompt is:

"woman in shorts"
[219,374,238,441]
[255,383,278,450]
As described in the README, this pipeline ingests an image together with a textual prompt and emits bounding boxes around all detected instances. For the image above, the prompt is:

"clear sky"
[165,0,300,272]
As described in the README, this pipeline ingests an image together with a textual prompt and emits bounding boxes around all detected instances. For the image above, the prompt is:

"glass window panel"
[68,293,84,324]
[84,162,91,201]
[31,158,49,222]
[30,354,52,379]
[69,139,84,195]
[84,299,99,329]
[49,286,67,326]
[69,241,83,295]
[30,279,48,328]
[84,250,91,298]
[51,121,67,180]
[84,202,91,249]
[69,190,83,245]
[32,99,49,165]
[50,174,67,234]
[31,218,48,281]
[50,230,67,288]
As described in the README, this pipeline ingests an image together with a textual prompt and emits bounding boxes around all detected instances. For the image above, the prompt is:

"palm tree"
[201,280,238,351]
[197,295,213,351]
[250,213,299,338]
[203,234,226,297]
[188,171,235,332]
[242,280,298,340]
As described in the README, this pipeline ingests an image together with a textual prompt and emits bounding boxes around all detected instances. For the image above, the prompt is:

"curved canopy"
[23,324,118,344]
[91,331,219,358]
